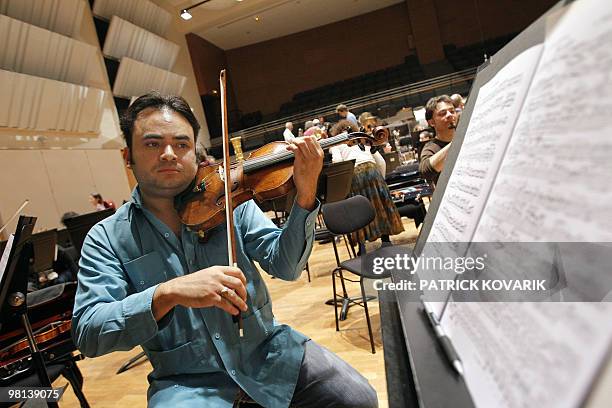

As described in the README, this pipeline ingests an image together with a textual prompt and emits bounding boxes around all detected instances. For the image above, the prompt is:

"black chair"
[315,160,356,258]
[321,195,393,354]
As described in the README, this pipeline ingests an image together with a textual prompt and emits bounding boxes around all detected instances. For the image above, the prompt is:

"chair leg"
[360,278,376,354]
[331,268,340,331]
[342,235,354,258]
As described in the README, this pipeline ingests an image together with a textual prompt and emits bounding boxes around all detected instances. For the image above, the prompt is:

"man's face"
[338,110,347,119]
[429,102,457,135]
[126,108,198,199]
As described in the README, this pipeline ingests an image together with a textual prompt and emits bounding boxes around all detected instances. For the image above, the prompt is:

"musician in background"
[283,121,296,142]
[450,93,466,115]
[358,112,387,177]
[419,95,457,186]
[336,104,359,127]
[72,92,377,408]
[88,193,115,211]
[329,119,404,247]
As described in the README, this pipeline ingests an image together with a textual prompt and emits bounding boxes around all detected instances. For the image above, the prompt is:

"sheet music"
[0,234,14,283]
[427,45,543,244]
[473,0,612,242]
[439,1,612,408]
[442,302,612,408]
[418,45,543,315]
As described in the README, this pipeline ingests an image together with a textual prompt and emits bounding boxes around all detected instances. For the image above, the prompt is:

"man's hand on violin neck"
[287,136,324,211]
[152,266,248,321]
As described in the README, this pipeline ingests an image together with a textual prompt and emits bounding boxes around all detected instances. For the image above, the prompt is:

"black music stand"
[0,216,59,408]
[63,209,114,254]
[29,229,59,287]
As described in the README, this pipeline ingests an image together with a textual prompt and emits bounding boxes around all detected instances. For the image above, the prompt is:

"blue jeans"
[290,340,379,408]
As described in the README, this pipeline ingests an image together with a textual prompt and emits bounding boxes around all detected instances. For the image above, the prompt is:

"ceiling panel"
[164,0,403,49]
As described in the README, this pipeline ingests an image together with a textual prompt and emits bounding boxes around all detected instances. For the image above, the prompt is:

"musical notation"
[427,45,544,245]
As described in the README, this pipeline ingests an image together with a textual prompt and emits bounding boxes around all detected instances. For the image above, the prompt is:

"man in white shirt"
[283,122,296,142]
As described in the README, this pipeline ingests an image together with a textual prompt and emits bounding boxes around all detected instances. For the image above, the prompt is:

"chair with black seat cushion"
[321,195,394,354]
[315,159,357,258]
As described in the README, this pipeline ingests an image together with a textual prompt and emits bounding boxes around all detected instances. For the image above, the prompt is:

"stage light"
[179,1,214,21]
[180,9,192,20]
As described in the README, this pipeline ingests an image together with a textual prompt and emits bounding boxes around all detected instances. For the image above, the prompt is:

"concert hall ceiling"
[165,0,403,49]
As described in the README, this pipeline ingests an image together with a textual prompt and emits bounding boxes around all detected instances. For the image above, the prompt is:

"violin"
[0,320,71,367]
[176,130,380,236]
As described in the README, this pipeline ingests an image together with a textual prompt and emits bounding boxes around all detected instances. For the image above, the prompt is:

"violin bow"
[220,69,244,337]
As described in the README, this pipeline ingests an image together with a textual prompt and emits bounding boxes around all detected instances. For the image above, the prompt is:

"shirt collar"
[130,186,144,208]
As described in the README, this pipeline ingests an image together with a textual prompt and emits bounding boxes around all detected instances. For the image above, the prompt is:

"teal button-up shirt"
[72,188,320,407]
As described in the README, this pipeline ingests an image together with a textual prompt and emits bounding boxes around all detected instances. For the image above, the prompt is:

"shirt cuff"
[287,198,321,270]
[121,284,174,344]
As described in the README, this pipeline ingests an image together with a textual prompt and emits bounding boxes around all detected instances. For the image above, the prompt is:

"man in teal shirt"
[72,92,377,407]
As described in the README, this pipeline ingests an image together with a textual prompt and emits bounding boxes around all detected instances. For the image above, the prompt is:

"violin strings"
[242,134,349,170]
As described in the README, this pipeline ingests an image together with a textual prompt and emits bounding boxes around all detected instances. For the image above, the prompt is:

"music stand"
[0,216,59,408]
[63,209,114,254]
[29,229,58,284]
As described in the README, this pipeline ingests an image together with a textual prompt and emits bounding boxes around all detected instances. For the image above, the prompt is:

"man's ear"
[427,119,435,128]
[122,147,131,167]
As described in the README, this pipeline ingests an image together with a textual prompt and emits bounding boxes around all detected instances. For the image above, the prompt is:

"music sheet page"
[443,302,612,408]
[427,44,543,244]
[0,234,14,283]
[419,45,543,315]
[473,0,612,243]
[441,1,612,407]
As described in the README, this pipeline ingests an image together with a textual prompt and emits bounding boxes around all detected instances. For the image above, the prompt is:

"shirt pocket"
[124,252,167,292]
[146,338,220,378]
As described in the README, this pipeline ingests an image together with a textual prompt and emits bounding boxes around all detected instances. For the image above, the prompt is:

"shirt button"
[139,280,145,285]
[230,370,236,376]
[214,333,220,340]
[164,232,170,238]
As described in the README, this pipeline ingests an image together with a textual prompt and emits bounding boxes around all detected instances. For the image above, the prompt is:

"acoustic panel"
[103,16,179,70]
[0,0,85,38]
[92,0,170,37]
[85,149,132,206]
[113,57,186,98]
[0,151,60,235]
[0,69,106,133]
[0,14,96,86]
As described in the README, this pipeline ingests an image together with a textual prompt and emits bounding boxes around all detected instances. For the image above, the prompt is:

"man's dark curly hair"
[119,92,201,155]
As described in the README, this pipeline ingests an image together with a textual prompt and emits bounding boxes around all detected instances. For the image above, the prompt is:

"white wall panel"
[113,57,186,98]
[0,0,84,38]
[0,69,107,133]
[41,150,97,219]
[0,151,60,235]
[93,0,170,37]
[103,16,179,70]
[0,15,96,86]
[0,149,132,236]
[86,150,132,205]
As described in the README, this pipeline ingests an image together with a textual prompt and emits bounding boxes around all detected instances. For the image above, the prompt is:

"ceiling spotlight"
[180,9,192,20]
[179,0,213,21]
[254,16,260,22]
